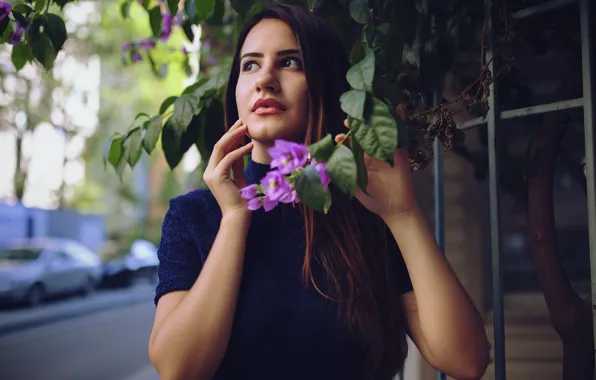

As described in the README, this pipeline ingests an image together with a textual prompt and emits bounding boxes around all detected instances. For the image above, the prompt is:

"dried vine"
[406,0,516,171]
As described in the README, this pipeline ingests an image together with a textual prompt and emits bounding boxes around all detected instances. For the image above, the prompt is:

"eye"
[242,60,259,72]
[281,57,302,69]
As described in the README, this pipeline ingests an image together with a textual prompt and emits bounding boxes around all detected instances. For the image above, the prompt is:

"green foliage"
[2,0,486,211]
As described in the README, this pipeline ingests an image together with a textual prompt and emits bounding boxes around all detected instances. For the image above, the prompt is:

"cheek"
[235,81,250,117]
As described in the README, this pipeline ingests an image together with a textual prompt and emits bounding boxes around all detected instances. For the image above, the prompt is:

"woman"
[148,4,490,380]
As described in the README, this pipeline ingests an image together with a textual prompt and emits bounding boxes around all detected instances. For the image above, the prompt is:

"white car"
[0,238,103,307]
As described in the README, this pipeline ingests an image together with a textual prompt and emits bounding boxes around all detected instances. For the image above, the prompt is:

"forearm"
[151,214,250,379]
[385,206,489,372]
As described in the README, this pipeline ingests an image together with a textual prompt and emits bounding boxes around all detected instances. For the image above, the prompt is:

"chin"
[246,117,302,144]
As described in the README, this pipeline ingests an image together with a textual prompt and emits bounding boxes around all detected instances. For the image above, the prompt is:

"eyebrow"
[240,49,301,61]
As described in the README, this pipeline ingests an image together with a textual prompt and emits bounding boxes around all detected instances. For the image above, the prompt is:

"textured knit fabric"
[154,156,413,380]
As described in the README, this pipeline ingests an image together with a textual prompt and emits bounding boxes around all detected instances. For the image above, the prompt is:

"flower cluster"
[240,140,331,212]
[121,0,186,62]
[1,2,27,46]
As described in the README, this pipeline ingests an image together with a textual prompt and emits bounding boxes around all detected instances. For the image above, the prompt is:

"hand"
[203,120,254,218]
[335,119,419,221]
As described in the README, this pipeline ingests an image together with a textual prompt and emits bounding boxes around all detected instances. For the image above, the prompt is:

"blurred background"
[0,1,593,380]
[0,1,197,379]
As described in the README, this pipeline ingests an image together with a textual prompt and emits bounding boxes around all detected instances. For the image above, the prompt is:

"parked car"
[0,238,103,307]
[101,239,158,288]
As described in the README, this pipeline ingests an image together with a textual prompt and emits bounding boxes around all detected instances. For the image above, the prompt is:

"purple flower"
[0,2,11,22]
[315,162,331,190]
[248,196,278,212]
[268,140,310,174]
[122,42,132,51]
[207,55,217,65]
[248,197,263,211]
[279,190,299,205]
[8,24,25,46]
[132,52,142,62]
[160,13,173,42]
[139,39,156,50]
[174,13,184,26]
[260,170,292,202]
[240,184,258,200]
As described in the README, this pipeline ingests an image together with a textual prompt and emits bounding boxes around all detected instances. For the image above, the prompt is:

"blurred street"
[0,285,158,380]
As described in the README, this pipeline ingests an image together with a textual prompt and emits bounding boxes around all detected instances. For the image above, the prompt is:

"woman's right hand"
[203,119,254,218]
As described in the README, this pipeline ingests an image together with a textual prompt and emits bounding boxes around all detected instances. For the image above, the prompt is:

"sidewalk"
[124,365,159,380]
[0,284,154,335]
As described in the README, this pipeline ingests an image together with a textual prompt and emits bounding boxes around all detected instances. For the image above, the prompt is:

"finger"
[343,119,350,129]
[208,122,247,169]
[334,133,351,146]
[215,142,254,177]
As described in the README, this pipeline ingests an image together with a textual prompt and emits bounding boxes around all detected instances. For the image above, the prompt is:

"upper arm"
[153,197,204,306]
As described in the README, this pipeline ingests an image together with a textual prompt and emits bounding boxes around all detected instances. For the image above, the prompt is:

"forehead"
[240,18,299,55]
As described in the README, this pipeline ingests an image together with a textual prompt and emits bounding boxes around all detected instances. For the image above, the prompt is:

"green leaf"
[108,136,124,167]
[196,97,225,161]
[183,77,209,95]
[327,144,357,197]
[29,29,57,70]
[182,19,194,42]
[44,14,67,52]
[120,0,132,19]
[365,23,403,70]
[350,41,365,65]
[205,0,225,25]
[34,0,46,12]
[340,89,366,121]
[171,94,197,131]
[402,44,420,68]
[346,45,375,91]
[149,6,162,38]
[196,0,216,21]
[349,0,369,24]
[161,120,184,169]
[295,165,331,213]
[308,134,335,163]
[0,19,12,43]
[12,4,33,14]
[349,97,398,163]
[11,43,28,70]
[159,96,177,115]
[126,127,143,167]
[143,115,162,154]
[351,138,368,193]
[167,0,179,15]
[230,0,255,16]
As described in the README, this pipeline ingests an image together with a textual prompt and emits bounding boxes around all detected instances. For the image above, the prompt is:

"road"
[0,287,159,380]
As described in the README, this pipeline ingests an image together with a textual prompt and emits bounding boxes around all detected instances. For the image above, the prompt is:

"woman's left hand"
[335,119,419,221]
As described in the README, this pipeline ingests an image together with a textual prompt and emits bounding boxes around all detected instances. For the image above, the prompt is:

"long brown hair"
[223,4,408,379]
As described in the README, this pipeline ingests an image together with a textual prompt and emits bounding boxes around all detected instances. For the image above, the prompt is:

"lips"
[252,98,286,113]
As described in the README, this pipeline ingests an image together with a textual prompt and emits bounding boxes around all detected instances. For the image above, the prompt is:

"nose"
[254,69,280,94]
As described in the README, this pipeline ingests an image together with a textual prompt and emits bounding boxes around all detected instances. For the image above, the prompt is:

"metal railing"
[430,0,595,379]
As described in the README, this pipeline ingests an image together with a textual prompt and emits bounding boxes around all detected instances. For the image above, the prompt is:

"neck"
[250,141,273,164]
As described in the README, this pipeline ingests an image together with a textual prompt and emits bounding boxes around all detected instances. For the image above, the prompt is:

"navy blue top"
[154,157,413,380]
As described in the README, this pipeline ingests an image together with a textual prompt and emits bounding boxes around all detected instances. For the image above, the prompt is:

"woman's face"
[235,19,309,151]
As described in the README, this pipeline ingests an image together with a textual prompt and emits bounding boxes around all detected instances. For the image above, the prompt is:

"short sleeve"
[154,197,202,305]
[386,227,413,294]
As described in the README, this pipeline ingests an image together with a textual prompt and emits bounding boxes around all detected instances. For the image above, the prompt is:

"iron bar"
[457,116,487,130]
[433,90,447,380]
[486,1,506,378]
[500,98,584,119]
[510,0,577,20]
[456,98,584,130]
[579,0,596,367]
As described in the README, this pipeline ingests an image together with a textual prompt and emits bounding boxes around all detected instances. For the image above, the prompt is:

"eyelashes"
[241,57,303,72]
